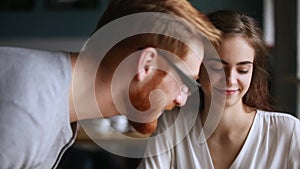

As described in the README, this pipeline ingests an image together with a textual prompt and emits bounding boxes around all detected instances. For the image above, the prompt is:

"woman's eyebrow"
[204,58,253,65]
[236,61,253,65]
[222,60,253,66]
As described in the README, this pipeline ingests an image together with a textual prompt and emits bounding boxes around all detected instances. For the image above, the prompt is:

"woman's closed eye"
[236,66,251,74]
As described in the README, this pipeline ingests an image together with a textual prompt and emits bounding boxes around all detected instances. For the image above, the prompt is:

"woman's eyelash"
[237,69,249,74]
[208,64,250,74]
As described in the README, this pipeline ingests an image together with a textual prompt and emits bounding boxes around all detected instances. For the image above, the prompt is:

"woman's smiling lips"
[214,87,239,95]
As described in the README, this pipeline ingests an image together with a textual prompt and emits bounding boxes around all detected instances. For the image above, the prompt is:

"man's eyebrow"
[204,58,222,63]
[159,54,201,92]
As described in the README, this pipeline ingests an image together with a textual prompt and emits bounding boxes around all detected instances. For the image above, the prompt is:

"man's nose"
[174,90,188,106]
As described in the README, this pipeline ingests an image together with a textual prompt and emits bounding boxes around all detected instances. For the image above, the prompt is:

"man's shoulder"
[0,46,72,108]
[0,46,68,60]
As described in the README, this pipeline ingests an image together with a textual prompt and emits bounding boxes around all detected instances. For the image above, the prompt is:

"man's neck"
[68,52,119,122]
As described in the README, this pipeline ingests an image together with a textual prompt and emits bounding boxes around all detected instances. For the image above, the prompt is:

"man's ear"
[136,47,157,81]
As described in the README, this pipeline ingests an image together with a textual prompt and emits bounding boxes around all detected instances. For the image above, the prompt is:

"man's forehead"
[158,49,201,93]
[167,51,201,77]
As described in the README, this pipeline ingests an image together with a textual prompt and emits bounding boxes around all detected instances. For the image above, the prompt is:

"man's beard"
[128,70,168,134]
[129,119,158,135]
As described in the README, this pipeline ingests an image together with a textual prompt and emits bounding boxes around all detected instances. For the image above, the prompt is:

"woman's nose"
[226,70,237,86]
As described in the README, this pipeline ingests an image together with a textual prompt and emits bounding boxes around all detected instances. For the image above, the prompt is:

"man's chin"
[129,119,158,135]
[165,104,175,111]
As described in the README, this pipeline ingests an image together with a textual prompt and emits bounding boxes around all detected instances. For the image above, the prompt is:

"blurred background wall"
[0,0,109,51]
[0,0,264,51]
[1,0,298,117]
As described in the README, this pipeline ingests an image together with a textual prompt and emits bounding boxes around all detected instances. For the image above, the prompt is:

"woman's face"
[199,36,255,107]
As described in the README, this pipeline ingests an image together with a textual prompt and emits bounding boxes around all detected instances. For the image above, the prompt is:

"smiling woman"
[201,36,255,107]
[138,10,300,169]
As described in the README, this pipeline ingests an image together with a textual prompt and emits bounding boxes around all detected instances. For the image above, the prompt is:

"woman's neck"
[201,99,256,136]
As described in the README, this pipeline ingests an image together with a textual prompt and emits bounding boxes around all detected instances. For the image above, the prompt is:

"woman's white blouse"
[138,110,300,169]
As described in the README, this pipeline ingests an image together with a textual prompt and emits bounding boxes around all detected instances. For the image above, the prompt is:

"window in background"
[297,0,300,118]
[45,0,98,10]
[263,0,275,47]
